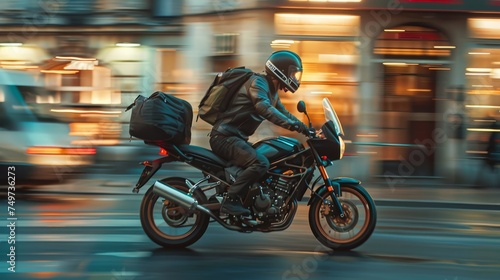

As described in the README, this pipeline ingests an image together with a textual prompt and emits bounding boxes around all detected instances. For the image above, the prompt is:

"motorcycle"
[132,98,377,250]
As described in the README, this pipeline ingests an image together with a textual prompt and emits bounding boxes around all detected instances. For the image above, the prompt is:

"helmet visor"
[288,66,302,92]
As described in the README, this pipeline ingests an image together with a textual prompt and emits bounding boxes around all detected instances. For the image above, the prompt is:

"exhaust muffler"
[152,180,212,216]
[152,180,253,232]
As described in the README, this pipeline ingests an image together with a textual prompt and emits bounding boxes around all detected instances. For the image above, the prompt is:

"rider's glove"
[292,121,310,136]
[307,128,316,137]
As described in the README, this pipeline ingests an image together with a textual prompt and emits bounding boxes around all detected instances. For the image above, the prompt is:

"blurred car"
[0,69,96,183]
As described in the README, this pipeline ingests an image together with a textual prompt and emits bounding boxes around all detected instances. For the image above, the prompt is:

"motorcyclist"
[209,50,310,216]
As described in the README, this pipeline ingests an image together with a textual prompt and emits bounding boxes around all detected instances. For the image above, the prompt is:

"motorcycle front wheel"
[309,184,377,251]
[140,177,210,248]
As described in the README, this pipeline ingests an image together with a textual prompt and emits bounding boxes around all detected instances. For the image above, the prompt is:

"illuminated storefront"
[465,18,500,162]
[0,34,186,146]
[270,0,500,183]
[1,0,499,183]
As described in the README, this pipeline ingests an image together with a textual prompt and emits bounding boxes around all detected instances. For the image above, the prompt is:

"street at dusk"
[1,1,500,280]
[2,171,499,280]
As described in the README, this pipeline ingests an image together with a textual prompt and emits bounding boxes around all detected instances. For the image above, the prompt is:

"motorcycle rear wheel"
[309,184,377,251]
[140,177,210,248]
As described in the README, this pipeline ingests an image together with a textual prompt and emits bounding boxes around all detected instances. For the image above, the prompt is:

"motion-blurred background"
[0,0,498,187]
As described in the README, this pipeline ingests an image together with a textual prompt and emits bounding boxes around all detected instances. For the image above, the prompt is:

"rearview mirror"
[297,100,312,129]
[297,101,306,113]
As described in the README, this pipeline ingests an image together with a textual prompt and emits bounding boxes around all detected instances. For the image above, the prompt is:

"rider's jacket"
[211,73,301,140]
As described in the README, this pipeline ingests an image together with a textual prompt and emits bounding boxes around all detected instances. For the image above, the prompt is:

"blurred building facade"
[1,0,499,185]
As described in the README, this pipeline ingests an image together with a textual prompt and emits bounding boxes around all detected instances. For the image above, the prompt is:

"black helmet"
[265,50,303,93]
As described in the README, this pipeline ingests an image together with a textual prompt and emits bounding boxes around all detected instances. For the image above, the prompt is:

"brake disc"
[162,200,188,227]
[322,199,359,232]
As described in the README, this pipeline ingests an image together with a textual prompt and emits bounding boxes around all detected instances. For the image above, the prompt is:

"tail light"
[159,148,168,156]
[27,146,96,155]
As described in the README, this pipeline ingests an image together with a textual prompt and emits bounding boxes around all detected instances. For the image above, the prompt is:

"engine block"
[245,169,301,222]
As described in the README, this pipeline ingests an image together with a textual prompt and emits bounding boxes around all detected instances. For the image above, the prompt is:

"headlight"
[339,136,345,159]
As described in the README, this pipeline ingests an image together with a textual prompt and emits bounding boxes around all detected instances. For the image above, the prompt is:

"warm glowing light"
[311,91,333,95]
[51,109,122,114]
[467,128,500,132]
[116,43,141,47]
[375,48,450,56]
[72,139,119,146]
[466,68,492,72]
[272,40,295,44]
[474,119,497,122]
[407,89,431,92]
[434,45,456,49]
[468,52,490,55]
[275,13,360,36]
[1,65,39,70]
[65,148,97,155]
[0,61,27,65]
[356,134,379,138]
[55,56,97,61]
[41,70,79,74]
[465,73,491,76]
[472,85,494,88]
[466,105,500,109]
[159,148,168,156]
[271,39,295,48]
[318,54,358,64]
[27,146,96,155]
[0,43,23,47]
[466,150,488,154]
[384,29,405,32]
[468,18,500,39]
[429,67,450,70]
[383,62,407,66]
[27,147,63,155]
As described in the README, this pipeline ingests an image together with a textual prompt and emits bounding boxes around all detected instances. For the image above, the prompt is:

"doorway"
[373,25,453,177]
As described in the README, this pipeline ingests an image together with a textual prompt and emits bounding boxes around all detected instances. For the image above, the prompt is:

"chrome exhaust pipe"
[152,180,252,232]
[152,180,211,215]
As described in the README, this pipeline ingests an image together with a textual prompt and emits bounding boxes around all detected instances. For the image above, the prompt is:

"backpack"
[197,66,254,125]
[125,91,193,145]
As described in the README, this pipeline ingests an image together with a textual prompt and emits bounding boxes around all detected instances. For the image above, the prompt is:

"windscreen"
[322,98,344,136]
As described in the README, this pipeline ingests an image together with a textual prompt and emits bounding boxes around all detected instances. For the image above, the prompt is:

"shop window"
[275,13,359,37]
[375,25,453,58]
[208,34,240,73]
[271,40,359,128]
[214,33,239,55]
[382,64,436,113]
[465,47,500,156]
[374,25,451,115]
[468,18,500,39]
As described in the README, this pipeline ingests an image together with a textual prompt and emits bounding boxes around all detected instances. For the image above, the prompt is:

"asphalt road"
[2,185,500,280]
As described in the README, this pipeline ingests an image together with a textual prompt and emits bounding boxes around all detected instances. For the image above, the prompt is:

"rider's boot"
[221,195,250,216]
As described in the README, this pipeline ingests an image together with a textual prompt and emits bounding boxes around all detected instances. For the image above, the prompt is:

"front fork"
[308,173,362,217]
[316,165,345,218]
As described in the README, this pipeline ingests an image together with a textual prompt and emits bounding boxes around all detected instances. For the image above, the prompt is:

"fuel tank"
[253,136,304,162]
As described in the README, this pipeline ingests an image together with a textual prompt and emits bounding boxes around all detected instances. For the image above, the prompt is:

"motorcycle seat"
[177,144,228,167]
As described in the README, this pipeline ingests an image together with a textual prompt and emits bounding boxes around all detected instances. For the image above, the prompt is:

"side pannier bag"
[126,91,193,145]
